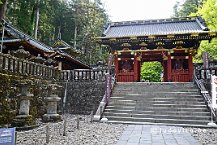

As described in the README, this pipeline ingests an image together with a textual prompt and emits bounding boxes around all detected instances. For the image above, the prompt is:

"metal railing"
[193,70,216,118]
[93,54,115,121]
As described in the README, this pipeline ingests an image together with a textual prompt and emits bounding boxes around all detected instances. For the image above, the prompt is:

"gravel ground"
[16,115,217,145]
[16,114,127,145]
[188,127,217,145]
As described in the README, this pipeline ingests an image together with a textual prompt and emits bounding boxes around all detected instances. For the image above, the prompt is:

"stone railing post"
[12,80,34,129]
[42,84,62,122]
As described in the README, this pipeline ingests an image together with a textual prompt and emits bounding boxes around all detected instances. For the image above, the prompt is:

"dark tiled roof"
[3,21,53,52]
[103,17,209,38]
[53,39,81,54]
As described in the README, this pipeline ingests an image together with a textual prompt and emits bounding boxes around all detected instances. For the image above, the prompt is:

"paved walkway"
[116,125,201,145]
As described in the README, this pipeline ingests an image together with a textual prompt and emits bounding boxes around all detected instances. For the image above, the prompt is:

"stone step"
[109,102,206,107]
[112,92,200,96]
[103,82,210,126]
[114,87,199,91]
[104,109,210,115]
[105,116,209,125]
[115,84,197,91]
[106,120,212,128]
[110,97,205,101]
[116,82,195,87]
[103,112,210,120]
[110,97,203,101]
[109,99,205,104]
[106,106,208,112]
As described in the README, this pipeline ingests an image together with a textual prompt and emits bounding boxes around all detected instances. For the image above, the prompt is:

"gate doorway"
[114,49,193,82]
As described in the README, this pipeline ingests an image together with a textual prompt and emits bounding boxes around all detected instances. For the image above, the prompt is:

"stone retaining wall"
[65,81,105,114]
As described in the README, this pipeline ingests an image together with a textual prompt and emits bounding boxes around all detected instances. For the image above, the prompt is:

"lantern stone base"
[11,115,36,130]
[42,114,62,123]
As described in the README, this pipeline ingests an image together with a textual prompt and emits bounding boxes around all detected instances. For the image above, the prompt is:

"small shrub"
[141,62,163,82]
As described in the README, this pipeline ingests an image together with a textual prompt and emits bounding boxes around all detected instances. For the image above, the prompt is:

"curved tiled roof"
[102,17,209,38]
[3,21,53,52]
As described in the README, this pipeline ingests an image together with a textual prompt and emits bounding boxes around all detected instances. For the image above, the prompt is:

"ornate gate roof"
[97,17,217,50]
[97,17,217,49]
[103,17,208,37]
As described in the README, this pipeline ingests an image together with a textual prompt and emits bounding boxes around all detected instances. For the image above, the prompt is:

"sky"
[101,0,183,22]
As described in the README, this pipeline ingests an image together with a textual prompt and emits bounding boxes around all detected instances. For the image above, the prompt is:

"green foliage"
[141,62,163,82]
[194,39,217,62]
[197,0,217,30]
[70,0,108,64]
[194,0,217,61]
[173,0,202,17]
[173,0,217,62]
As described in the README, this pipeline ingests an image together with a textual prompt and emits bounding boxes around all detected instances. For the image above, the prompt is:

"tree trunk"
[0,0,8,20]
[73,25,77,49]
[34,0,40,39]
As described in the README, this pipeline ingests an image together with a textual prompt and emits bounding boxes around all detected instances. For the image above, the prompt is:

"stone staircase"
[103,82,211,126]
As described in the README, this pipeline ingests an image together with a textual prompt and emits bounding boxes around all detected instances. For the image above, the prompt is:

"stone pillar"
[58,61,62,70]
[12,80,34,129]
[42,84,62,122]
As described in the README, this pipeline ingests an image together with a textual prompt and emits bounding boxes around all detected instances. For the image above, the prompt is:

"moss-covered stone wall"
[65,81,105,114]
[0,72,64,127]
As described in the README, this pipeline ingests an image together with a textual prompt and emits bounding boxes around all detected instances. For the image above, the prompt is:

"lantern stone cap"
[18,94,34,99]
[48,83,63,89]
[16,80,34,86]
[45,96,61,102]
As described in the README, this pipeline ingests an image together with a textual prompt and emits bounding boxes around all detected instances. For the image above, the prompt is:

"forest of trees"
[0,0,109,64]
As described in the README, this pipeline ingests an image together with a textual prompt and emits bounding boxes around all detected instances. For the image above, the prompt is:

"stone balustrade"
[0,53,59,80]
[60,67,115,81]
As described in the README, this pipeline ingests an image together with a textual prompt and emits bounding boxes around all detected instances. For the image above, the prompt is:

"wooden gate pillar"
[138,61,141,81]
[162,61,167,81]
[167,53,172,81]
[134,54,140,82]
[114,53,119,81]
[188,53,193,81]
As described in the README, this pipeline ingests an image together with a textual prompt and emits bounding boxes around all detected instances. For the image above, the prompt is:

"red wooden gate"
[117,71,134,82]
[171,69,191,82]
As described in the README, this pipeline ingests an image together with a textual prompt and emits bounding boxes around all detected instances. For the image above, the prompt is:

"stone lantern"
[29,54,46,64]
[11,80,34,129]
[11,46,30,59]
[42,84,62,122]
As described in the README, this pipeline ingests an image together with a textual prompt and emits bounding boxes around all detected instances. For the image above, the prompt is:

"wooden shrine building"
[98,17,217,82]
[0,20,89,70]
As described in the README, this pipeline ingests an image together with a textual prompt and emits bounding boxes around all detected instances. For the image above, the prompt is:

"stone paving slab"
[116,125,201,145]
